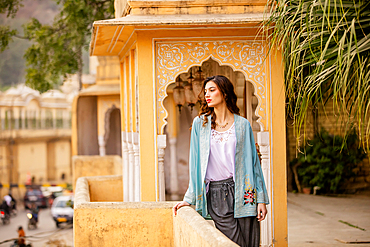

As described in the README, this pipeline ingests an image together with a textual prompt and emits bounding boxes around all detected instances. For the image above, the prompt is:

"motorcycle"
[0,209,10,225]
[10,200,17,217]
[10,240,32,247]
[27,211,38,230]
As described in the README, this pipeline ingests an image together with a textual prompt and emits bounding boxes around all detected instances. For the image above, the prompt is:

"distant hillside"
[0,0,59,90]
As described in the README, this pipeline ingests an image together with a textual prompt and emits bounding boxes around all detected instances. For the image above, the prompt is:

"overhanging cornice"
[90,13,268,56]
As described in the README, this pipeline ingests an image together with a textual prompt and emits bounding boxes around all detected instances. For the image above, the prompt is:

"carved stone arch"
[156,40,268,134]
[104,104,119,143]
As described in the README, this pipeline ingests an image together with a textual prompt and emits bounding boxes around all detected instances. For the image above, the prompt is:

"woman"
[173,75,269,247]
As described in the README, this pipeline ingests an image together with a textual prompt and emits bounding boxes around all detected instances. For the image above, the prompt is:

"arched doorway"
[163,58,261,200]
[105,107,122,156]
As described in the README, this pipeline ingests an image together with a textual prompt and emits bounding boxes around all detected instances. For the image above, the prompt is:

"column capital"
[157,134,166,149]
[257,131,269,146]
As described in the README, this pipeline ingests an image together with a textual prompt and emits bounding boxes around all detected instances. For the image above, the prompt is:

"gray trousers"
[207,177,260,247]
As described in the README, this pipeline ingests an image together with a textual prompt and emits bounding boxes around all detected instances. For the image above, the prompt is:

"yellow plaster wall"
[88,175,123,202]
[18,142,47,183]
[124,56,130,133]
[74,175,237,247]
[130,49,137,132]
[54,140,72,181]
[96,56,121,85]
[97,96,121,137]
[72,155,122,189]
[130,5,265,15]
[136,33,157,201]
[74,205,174,247]
[71,96,79,156]
[269,50,288,247]
[0,145,8,184]
[124,0,266,15]
[119,63,125,132]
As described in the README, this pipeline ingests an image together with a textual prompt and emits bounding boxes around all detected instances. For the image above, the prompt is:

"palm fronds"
[263,0,370,151]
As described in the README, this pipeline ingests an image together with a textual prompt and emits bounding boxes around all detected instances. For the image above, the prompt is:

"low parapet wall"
[174,207,238,247]
[74,175,238,247]
[72,155,122,189]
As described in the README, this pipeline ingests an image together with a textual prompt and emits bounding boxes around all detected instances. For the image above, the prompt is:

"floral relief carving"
[156,41,267,134]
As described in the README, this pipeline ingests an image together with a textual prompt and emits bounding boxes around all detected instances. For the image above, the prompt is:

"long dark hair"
[198,75,240,128]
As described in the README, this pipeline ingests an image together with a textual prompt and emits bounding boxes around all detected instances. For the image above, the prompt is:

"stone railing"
[74,175,238,247]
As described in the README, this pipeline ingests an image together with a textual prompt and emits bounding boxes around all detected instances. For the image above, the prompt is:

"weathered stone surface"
[72,155,122,188]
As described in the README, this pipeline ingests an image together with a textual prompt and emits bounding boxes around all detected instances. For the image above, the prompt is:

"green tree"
[263,0,370,151]
[0,0,115,92]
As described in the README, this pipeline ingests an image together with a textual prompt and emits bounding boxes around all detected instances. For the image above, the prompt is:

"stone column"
[0,109,4,130]
[122,131,129,202]
[36,110,40,129]
[63,110,70,129]
[14,109,19,130]
[257,131,272,247]
[8,110,12,130]
[52,109,56,129]
[133,132,140,202]
[98,135,106,156]
[128,131,135,202]
[40,109,45,129]
[169,137,178,200]
[157,135,166,201]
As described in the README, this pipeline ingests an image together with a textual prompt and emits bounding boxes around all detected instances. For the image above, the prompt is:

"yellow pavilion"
[73,0,287,246]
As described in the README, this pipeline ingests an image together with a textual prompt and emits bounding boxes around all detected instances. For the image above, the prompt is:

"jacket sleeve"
[183,117,199,205]
[249,123,270,204]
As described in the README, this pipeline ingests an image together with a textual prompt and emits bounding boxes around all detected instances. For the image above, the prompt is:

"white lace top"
[205,123,236,186]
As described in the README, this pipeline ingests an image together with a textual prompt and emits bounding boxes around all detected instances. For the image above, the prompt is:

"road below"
[0,208,73,247]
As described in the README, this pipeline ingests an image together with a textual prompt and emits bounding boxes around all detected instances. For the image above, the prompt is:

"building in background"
[71,56,122,188]
[0,78,79,200]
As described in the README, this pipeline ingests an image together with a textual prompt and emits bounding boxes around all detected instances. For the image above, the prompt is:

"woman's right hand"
[173,201,190,216]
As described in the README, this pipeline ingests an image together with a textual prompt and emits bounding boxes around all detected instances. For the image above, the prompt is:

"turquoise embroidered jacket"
[183,114,270,218]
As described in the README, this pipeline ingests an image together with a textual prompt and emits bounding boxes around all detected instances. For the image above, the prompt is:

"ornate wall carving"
[156,40,268,134]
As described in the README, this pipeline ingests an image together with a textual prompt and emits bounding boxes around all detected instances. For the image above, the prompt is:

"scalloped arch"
[156,40,268,134]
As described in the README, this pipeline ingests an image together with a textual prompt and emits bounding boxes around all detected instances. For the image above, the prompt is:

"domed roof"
[4,84,40,98]
[41,90,67,100]
[0,85,40,106]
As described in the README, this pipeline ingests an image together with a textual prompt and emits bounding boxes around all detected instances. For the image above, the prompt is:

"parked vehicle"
[41,186,64,207]
[0,209,10,225]
[51,195,74,228]
[24,188,48,209]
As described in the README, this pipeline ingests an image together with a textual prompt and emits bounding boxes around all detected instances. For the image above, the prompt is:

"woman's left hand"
[257,203,267,221]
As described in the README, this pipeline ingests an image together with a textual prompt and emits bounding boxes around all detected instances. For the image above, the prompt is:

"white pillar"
[169,137,178,200]
[52,109,56,129]
[14,109,19,130]
[257,131,272,247]
[63,110,69,129]
[122,131,129,202]
[98,135,106,156]
[7,109,12,129]
[157,135,166,201]
[36,110,40,129]
[40,109,45,129]
[133,132,140,202]
[128,131,135,202]
[0,109,4,130]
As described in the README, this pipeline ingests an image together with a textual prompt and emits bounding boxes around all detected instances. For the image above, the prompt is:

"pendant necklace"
[216,122,228,129]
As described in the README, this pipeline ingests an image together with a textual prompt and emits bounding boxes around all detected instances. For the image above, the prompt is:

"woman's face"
[204,81,225,108]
